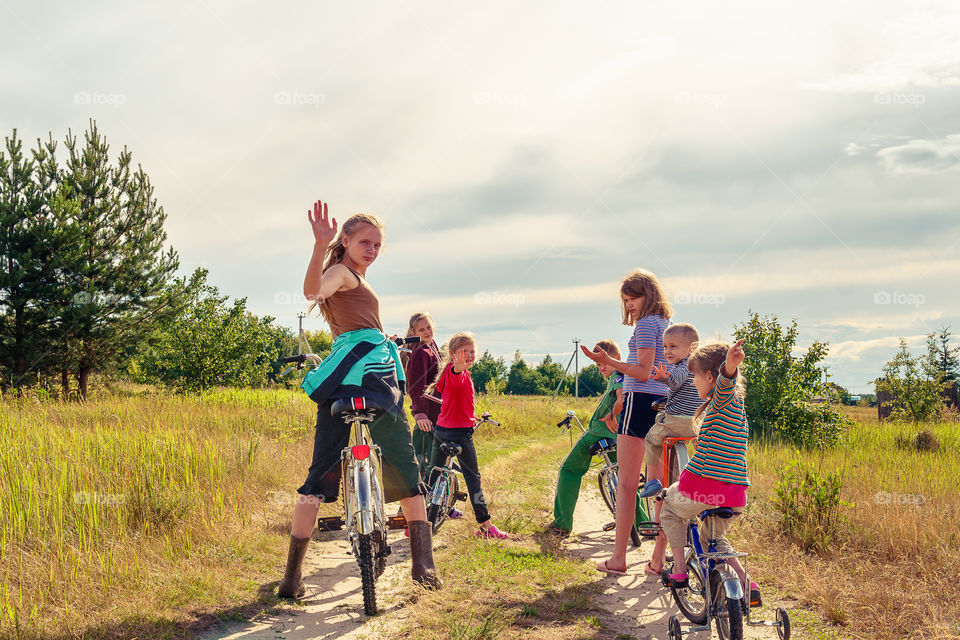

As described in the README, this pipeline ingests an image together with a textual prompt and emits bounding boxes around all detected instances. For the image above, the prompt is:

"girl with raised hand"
[427,332,509,539]
[649,340,761,608]
[580,268,671,576]
[278,200,440,600]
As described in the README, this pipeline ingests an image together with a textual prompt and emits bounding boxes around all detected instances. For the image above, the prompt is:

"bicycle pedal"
[602,521,616,532]
[378,545,392,558]
[455,491,468,501]
[317,516,345,531]
[387,514,408,530]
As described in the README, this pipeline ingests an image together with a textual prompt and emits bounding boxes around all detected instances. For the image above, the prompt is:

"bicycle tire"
[668,444,682,486]
[357,533,378,616]
[672,548,708,624]
[711,571,743,640]
[598,468,617,515]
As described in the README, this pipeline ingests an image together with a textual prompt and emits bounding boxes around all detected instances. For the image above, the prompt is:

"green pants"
[552,430,648,532]
[411,427,435,479]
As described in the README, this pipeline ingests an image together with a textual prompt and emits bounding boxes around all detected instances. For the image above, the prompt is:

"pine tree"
[926,325,960,383]
[55,121,180,399]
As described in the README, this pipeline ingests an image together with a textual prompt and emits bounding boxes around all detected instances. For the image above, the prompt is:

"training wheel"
[776,607,791,640]
[668,614,683,640]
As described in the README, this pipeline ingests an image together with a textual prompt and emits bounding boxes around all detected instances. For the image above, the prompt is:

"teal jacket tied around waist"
[301,328,407,417]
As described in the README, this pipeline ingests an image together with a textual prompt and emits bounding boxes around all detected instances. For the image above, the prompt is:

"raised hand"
[725,339,745,373]
[453,348,469,372]
[651,362,669,380]
[308,200,338,246]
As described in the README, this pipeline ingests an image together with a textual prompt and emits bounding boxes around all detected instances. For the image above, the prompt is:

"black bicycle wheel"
[711,571,743,640]
[598,468,617,515]
[672,549,708,624]
[357,533,378,616]
[668,444,683,486]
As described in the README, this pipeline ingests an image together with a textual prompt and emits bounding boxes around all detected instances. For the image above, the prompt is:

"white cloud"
[876,134,960,175]
[826,334,927,361]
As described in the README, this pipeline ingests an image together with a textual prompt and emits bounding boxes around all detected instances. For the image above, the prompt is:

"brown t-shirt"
[324,265,384,338]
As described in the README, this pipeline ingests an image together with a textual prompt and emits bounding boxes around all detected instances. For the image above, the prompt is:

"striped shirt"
[662,358,706,417]
[683,369,749,486]
[623,314,670,395]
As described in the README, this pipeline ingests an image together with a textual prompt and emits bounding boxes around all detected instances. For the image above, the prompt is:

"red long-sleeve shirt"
[435,363,475,429]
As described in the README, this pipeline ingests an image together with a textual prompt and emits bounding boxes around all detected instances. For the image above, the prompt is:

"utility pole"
[573,338,580,398]
[297,312,306,354]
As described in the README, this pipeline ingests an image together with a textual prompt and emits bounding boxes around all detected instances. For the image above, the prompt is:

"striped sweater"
[683,369,749,486]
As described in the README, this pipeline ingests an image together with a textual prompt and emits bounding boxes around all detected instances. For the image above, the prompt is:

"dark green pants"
[552,430,647,532]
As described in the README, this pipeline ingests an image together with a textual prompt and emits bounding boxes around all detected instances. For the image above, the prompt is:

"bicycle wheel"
[667,444,683,486]
[711,571,743,640]
[672,548,708,624]
[597,468,617,515]
[426,475,450,533]
[356,533,378,616]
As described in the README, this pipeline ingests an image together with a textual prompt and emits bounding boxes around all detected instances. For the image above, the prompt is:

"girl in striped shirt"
[580,268,671,576]
[650,340,761,607]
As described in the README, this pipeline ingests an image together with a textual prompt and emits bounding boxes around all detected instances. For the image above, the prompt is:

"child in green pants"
[548,340,646,535]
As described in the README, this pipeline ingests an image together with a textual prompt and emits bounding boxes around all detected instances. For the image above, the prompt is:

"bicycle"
[425,412,500,532]
[664,508,791,640]
[280,335,420,616]
[555,410,645,547]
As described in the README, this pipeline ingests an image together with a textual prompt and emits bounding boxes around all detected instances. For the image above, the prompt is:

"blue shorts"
[619,391,661,439]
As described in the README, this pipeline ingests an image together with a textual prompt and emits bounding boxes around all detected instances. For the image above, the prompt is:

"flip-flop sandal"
[644,562,662,577]
[596,560,627,576]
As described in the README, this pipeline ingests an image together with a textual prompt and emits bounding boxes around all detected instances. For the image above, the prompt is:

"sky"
[2,1,959,393]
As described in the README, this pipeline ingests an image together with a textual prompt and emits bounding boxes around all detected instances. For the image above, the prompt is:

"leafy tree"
[876,338,945,422]
[575,364,606,396]
[535,354,565,394]
[733,312,847,446]
[470,349,507,394]
[505,350,547,395]
[134,269,284,392]
[926,325,959,383]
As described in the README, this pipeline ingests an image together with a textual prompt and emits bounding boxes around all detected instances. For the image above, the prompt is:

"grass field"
[1,387,957,639]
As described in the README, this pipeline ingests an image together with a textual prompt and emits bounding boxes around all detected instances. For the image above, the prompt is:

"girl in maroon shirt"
[427,332,508,539]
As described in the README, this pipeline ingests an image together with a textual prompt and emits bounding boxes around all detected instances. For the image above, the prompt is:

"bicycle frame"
[683,517,747,635]
[342,417,385,539]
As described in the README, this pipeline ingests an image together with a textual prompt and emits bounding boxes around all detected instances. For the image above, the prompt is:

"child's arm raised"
[713,339,744,411]
[581,345,656,382]
[303,200,350,304]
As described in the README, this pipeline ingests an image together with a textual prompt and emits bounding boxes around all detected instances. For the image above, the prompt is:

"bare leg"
[602,435,645,571]
[649,531,668,572]
[398,494,427,522]
[291,494,321,539]
[669,546,686,574]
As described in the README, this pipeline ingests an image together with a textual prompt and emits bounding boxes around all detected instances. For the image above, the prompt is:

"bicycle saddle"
[439,441,462,457]
[331,397,384,418]
[699,507,738,519]
[650,396,668,412]
[588,438,617,455]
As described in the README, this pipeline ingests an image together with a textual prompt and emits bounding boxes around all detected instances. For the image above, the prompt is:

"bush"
[876,338,946,422]
[734,313,849,447]
[895,428,941,453]
[772,460,849,553]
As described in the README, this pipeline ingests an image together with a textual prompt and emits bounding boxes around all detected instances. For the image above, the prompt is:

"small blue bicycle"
[665,507,790,640]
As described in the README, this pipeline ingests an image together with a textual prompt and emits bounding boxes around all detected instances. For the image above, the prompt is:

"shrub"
[772,460,849,553]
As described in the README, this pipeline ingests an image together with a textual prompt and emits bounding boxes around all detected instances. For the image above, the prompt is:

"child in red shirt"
[427,332,509,539]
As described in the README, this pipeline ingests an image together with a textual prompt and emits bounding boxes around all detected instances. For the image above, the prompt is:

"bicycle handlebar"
[476,412,500,427]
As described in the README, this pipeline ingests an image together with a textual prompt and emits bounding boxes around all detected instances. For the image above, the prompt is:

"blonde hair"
[426,331,477,395]
[688,341,745,420]
[313,213,384,323]
[401,311,437,369]
[620,269,672,325]
[664,322,699,344]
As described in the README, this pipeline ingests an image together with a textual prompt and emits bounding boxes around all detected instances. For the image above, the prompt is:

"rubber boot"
[408,520,442,589]
[277,535,310,598]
